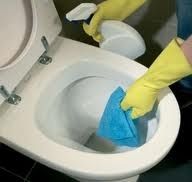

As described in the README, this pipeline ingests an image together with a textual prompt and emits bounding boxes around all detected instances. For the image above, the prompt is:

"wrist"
[181,35,192,65]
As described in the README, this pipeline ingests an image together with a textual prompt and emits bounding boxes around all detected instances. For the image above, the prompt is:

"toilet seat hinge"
[0,85,21,105]
[38,36,52,65]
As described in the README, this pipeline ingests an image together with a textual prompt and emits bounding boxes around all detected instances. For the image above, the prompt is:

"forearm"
[110,0,147,20]
[181,35,192,65]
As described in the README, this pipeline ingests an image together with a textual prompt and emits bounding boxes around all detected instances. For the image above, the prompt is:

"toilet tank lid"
[0,1,33,70]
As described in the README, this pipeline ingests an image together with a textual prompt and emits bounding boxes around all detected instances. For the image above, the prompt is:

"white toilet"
[0,1,180,182]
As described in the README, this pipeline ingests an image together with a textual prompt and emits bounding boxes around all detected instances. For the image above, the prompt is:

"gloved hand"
[83,0,146,42]
[121,38,192,119]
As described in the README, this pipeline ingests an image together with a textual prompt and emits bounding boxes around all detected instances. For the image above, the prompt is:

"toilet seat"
[0,1,33,69]
[0,0,62,105]
[0,37,180,181]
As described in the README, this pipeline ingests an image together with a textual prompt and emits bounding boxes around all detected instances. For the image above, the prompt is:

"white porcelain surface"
[76,175,139,182]
[0,37,180,181]
[36,60,158,154]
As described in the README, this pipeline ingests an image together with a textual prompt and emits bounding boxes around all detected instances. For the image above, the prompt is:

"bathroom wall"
[53,0,177,67]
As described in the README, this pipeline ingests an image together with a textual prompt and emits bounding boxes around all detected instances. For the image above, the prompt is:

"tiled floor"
[1,85,192,182]
[1,142,192,182]
[0,144,77,182]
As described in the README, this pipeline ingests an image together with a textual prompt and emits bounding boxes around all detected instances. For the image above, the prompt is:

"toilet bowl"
[0,1,180,182]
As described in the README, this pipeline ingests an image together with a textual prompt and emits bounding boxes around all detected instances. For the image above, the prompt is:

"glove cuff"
[142,38,192,90]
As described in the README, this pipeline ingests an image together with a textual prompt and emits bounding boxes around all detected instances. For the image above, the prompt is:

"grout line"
[24,161,37,181]
[0,166,25,181]
[181,102,192,109]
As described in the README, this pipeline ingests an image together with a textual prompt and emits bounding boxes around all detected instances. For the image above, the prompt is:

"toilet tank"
[0,0,62,105]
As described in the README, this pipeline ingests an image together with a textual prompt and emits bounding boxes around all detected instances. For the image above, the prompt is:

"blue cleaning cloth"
[97,87,140,147]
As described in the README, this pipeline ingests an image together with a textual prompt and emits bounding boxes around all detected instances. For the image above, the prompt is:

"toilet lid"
[0,1,32,70]
[0,0,62,106]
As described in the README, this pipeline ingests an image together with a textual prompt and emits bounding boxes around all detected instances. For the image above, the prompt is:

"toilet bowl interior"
[36,61,158,154]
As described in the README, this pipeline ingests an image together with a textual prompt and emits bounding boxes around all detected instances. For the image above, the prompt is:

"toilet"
[0,1,180,182]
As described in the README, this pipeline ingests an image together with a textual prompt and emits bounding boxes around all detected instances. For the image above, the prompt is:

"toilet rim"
[0,44,180,179]
[34,60,180,178]
[2,93,179,180]
[2,90,179,180]
[35,92,180,179]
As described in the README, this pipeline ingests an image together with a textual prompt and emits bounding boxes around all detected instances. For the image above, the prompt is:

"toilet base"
[74,175,139,182]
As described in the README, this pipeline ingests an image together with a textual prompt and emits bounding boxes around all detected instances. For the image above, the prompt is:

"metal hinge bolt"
[0,86,21,105]
[38,36,52,65]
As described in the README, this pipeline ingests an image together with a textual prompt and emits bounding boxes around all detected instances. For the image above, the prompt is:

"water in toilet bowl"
[36,63,159,154]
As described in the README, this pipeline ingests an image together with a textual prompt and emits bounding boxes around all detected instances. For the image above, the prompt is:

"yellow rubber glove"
[83,0,146,42]
[121,38,192,119]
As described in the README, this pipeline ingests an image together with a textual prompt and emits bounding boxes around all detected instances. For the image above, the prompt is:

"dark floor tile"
[167,106,192,161]
[0,168,24,182]
[0,144,35,178]
[170,83,192,109]
[140,161,192,182]
[27,163,78,182]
